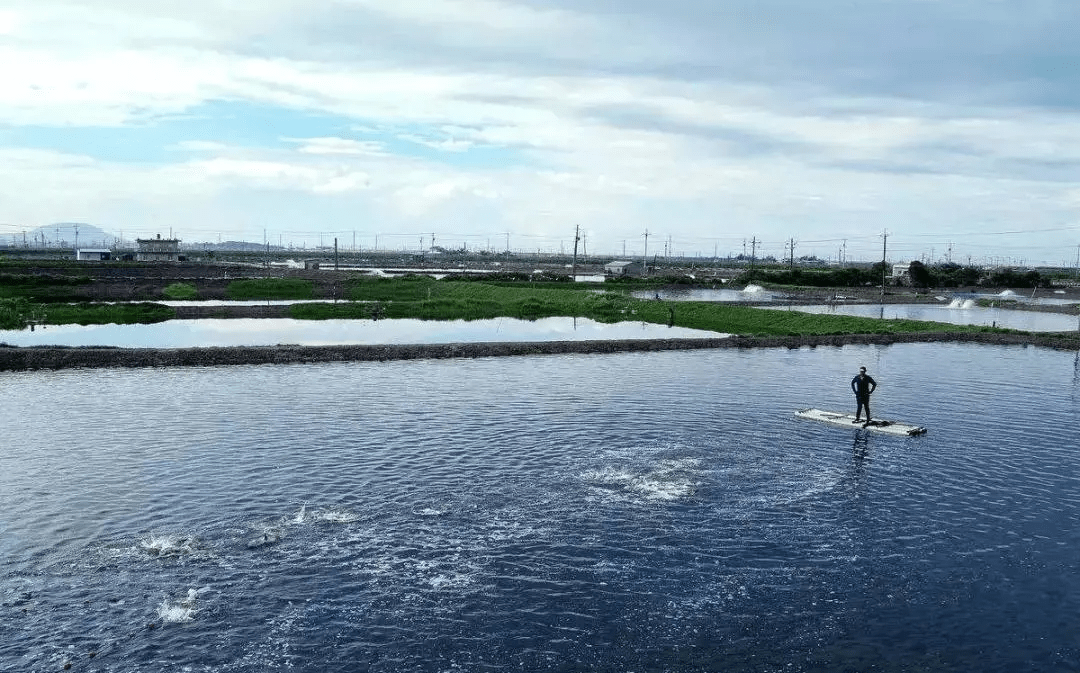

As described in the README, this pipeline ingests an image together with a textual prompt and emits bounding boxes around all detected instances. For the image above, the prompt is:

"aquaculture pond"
[2,343,1078,672]
[0,317,726,349]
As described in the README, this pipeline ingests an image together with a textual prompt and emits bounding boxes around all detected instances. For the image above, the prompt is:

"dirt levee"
[2,332,1076,371]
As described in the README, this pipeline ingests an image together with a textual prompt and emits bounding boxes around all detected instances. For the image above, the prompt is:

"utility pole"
[572,224,580,278]
[334,237,339,271]
[642,229,650,276]
[750,237,758,276]
[881,230,889,299]
[788,237,796,270]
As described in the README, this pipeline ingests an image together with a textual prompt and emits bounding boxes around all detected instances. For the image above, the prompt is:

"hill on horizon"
[17,222,122,249]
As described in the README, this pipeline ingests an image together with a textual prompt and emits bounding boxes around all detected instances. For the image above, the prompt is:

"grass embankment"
[1,274,176,328]
[41,303,175,326]
[289,275,1013,337]
[163,282,197,300]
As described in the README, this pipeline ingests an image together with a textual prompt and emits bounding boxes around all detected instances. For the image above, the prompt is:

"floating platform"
[795,408,928,436]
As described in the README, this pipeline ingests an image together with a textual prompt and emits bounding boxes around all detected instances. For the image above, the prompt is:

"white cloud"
[169,140,232,151]
[0,9,20,34]
[2,0,1079,262]
[288,137,387,156]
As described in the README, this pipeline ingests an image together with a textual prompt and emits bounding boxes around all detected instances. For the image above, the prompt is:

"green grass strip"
[42,302,175,326]
[162,282,197,300]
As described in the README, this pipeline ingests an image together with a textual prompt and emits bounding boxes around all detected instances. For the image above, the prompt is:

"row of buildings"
[76,235,181,262]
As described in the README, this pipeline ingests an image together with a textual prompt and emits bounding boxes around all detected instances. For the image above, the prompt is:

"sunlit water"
[2,343,1080,672]
[952,290,1080,306]
[0,317,725,349]
[779,303,1080,332]
[632,285,783,302]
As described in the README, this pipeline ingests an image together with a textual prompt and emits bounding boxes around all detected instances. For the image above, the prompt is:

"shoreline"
[2,331,1077,371]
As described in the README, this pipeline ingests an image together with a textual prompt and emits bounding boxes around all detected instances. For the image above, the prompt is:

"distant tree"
[907,260,933,288]
[984,268,1048,288]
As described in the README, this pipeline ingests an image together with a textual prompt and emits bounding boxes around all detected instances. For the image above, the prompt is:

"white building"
[76,249,112,261]
[604,260,644,277]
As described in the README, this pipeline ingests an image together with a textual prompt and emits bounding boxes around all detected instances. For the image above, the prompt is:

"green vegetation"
[42,302,174,326]
[0,298,35,330]
[162,282,197,300]
[0,270,1036,338]
[740,262,1050,290]
[226,278,314,300]
[736,264,886,288]
[292,277,1011,337]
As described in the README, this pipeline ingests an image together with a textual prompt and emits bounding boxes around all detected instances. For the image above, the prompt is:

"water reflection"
[0,317,728,349]
[632,285,784,302]
[778,303,1080,332]
[850,432,871,495]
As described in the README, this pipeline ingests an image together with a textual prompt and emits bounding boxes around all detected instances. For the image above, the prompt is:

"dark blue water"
[2,344,1079,672]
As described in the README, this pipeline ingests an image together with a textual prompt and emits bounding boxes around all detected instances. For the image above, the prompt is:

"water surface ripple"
[2,343,1079,672]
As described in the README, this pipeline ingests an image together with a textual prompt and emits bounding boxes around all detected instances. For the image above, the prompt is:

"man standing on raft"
[851,366,877,424]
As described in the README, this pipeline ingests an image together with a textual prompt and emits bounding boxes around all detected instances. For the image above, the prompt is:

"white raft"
[795,408,927,436]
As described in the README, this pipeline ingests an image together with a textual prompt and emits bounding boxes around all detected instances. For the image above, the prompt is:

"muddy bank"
[2,332,1076,371]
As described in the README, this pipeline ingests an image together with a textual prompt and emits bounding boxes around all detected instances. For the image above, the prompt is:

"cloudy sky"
[1,0,1078,264]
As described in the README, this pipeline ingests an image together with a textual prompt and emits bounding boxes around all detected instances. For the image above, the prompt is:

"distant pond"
[632,284,784,302]
[777,303,1080,332]
[0,317,728,349]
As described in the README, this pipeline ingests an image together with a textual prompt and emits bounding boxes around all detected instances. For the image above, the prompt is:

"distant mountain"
[25,222,124,249]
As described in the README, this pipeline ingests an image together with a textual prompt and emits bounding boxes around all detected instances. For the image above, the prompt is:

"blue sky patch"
[0,99,524,170]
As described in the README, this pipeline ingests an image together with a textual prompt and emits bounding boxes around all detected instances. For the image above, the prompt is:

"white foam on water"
[137,533,203,558]
[156,588,203,623]
[582,461,700,502]
[947,298,976,309]
[416,506,450,517]
[312,507,360,524]
[742,284,765,294]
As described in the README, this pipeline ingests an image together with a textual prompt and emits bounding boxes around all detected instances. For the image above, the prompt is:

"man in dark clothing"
[851,366,877,423]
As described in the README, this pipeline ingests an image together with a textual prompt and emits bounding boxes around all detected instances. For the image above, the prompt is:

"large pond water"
[2,343,1079,672]
[0,317,725,349]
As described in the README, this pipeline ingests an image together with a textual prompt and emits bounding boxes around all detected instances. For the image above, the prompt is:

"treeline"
[738,263,888,288]
[907,262,1049,289]
[740,262,1051,289]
